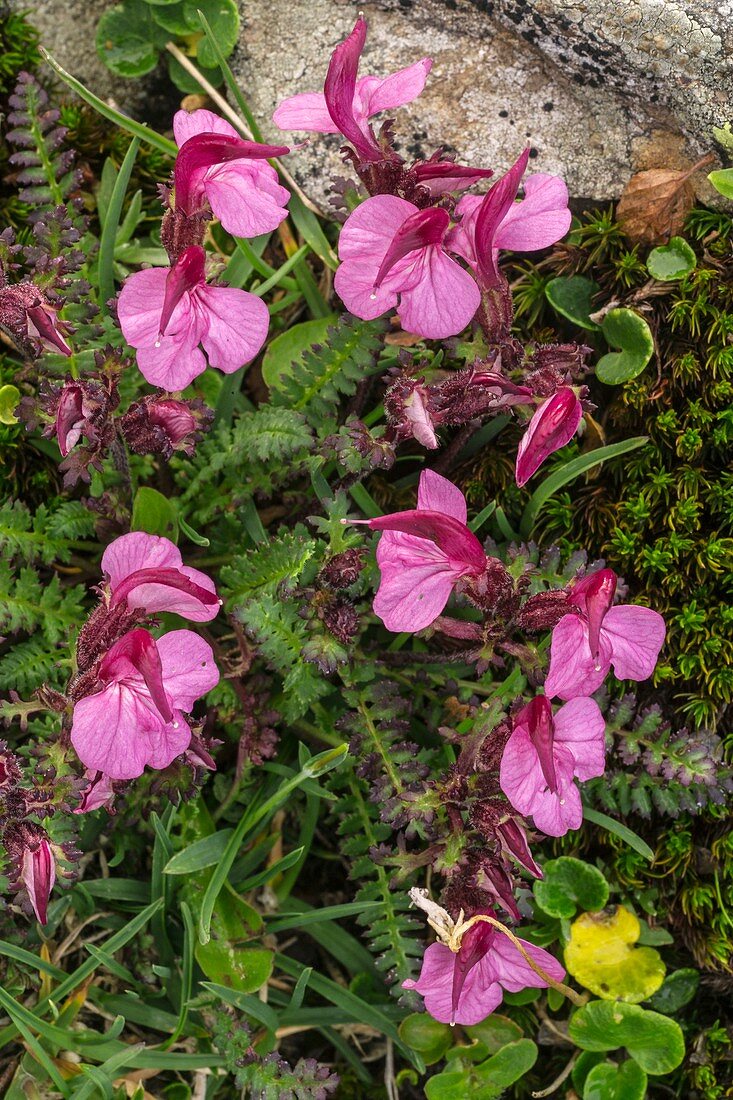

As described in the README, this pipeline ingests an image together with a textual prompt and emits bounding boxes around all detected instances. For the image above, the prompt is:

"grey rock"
[11,0,731,205]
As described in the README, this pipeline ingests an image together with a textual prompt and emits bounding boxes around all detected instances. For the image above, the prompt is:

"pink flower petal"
[552,697,606,781]
[136,333,207,390]
[602,604,666,681]
[117,267,169,349]
[495,173,571,252]
[157,630,219,711]
[103,532,182,586]
[203,161,290,237]
[373,531,459,631]
[544,614,611,700]
[417,469,468,523]
[499,725,547,817]
[197,284,270,372]
[71,683,190,780]
[173,108,240,145]
[335,195,418,319]
[403,942,504,1025]
[485,934,566,991]
[397,247,480,339]
[272,92,339,132]
[361,59,432,114]
[528,773,583,836]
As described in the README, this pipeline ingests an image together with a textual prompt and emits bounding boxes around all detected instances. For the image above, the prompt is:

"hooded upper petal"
[602,604,666,682]
[515,388,583,486]
[544,614,612,700]
[197,284,270,373]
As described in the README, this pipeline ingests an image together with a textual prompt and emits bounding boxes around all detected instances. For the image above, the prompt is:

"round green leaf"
[185,0,240,67]
[596,308,654,384]
[194,942,273,993]
[646,968,699,1013]
[568,1000,685,1075]
[398,1013,452,1065]
[96,0,167,78]
[572,1051,606,1093]
[708,168,733,199]
[262,315,337,391]
[545,276,600,331]
[426,1040,538,1100]
[0,384,20,425]
[151,2,192,34]
[463,1014,523,1055]
[583,1060,647,1100]
[131,486,179,541]
[533,857,609,919]
[646,236,696,281]
[166,53,223,94]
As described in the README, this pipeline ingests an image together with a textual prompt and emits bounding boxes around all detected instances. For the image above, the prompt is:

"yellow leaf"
[564,906,665,1003]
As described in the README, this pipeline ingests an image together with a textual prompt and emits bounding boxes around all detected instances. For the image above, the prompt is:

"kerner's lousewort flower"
[499,694,606,836]
[118,245,269,390]
[545,568,666,700]
[101,531,220,622]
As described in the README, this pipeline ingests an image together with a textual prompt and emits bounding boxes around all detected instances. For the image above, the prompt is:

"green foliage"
[533,857,609,918]
[568,1000,685,1075]
[0,500,96,565]
[270,314,387,425]
[96,0,240,91]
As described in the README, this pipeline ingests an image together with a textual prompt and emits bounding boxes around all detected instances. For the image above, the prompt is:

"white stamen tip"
[559,798,566,805]
[593,662,602,672]
[369,291,377,300]
[154,339,161,348]
[172,721,179,729]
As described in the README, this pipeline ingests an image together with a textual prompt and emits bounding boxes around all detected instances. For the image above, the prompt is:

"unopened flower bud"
[0,281,73,359]
[4,822,57,924]
[121,395,211,459]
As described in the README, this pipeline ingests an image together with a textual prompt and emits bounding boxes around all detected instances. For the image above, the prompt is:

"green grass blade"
[289,192,338,271]
[196,10,264,141]
[519,436,649,537]
[583,806,655,862]
[40,49,177,155]
[97,138,140,314]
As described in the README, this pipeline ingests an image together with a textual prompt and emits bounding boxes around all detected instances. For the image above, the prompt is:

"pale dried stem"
[164,42,324,217]
[531,1051,579,1097]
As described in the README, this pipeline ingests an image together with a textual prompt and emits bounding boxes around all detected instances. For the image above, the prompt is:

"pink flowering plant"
[0,18,722,1099]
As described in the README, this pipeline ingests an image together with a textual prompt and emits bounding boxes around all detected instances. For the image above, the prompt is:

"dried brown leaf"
[617,155,715,245]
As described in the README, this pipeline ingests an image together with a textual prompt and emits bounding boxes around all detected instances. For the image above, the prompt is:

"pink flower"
[4,823,56,924]
[55,382,87,456]
[410,159,494,198]
[403,916,566,1026]
[117,245,270,390]
[449,149,571,287]
[500,695,606,837]
[102,531,220,622]
[545,569,666,700]
[70,628,219,780]
[515,387,583,486]
[334,197,480,339]
[273,16,431,163]
[349,469,486,632]
[121,394,209,459]
[173,109,290,237]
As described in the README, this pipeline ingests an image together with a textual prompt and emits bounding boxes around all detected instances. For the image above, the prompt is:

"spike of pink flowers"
[102,531,220,622]
[348,469,486,632]
[500,695,606,837]
[515,387,583,486]
[334,195,480,339]
[403,915,566,1025]
[273,15,431,163]
[117,245,270,390]
[70,628,219,779]
[172,109,290,237]
[545,568,666,700]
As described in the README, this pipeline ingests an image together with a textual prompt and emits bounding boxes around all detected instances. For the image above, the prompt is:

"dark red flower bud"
[4,822,57,924]
[121,394,211,459]
[0,281,72,358]
[318,549,366,590]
